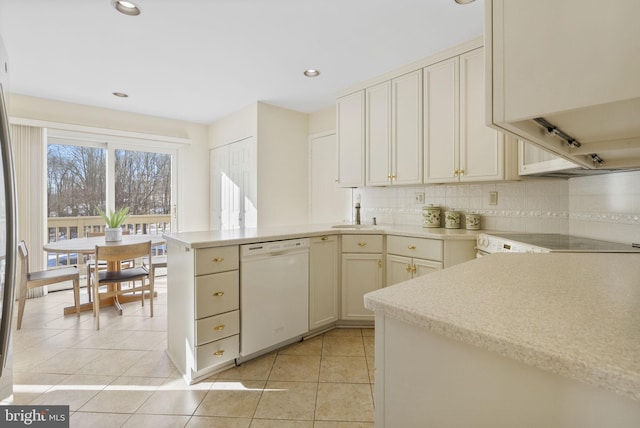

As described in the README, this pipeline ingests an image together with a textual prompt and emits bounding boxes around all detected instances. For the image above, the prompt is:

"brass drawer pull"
[357,242,367,247]
[212,257,224,263]
[213,291,225,297]
[321,236,329,241]
[408,245,416,250]
[213,324,225,331]
[213,350,225,356]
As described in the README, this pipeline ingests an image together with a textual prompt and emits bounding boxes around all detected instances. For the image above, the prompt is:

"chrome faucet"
[355,203,361,225]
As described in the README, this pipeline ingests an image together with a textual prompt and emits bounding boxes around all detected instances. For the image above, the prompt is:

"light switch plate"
[414,192,425,204]
[489,191,498,205]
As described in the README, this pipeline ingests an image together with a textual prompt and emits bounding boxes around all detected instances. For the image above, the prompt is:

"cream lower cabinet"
[386,235,443,286]
[309,235,339,331]
[167,241,240,383]
[341,235,384,322]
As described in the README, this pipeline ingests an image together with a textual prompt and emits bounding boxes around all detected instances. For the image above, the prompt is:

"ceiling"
[0,0,484,124]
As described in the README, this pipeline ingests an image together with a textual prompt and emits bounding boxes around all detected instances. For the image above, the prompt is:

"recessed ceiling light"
[112,0,141,16]
[303,69,320,77]
[454,0,476,4]
[113,92,129,98]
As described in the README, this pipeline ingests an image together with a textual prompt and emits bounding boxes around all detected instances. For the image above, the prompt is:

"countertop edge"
[164,224,485,248]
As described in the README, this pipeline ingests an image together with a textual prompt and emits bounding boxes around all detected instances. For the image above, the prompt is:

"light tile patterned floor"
[11,276,375,427]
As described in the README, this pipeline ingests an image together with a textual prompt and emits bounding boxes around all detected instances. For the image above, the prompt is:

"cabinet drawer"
[195,270,239,319]
[196,310,240,346]
[195,246,239,276]
[387,235,443,261]
[342,235,384,253]
[196,334,239,371]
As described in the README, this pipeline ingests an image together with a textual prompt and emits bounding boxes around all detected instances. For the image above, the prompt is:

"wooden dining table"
[43,234,166,316]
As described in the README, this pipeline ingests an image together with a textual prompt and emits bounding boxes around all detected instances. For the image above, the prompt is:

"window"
[46,136,176,265]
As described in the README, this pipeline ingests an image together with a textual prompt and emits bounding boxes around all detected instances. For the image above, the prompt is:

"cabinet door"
[424,57,459,184]
[412,258,442,278]
[309,235,339,330]
[341,253,384,321]
[386,254,413,287]
[459,48,504,182]
[392,70,423,185]
[366,81,392,186]
[337,91,365,187]
[492,0,640,123]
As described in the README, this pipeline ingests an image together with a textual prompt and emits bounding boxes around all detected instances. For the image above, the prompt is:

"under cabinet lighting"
[454,0,476,4]
[303,69,320,77]
[112,0,141,16]
[113,92,129,98]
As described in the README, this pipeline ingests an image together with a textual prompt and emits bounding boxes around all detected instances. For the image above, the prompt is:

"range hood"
[486,0,640,172]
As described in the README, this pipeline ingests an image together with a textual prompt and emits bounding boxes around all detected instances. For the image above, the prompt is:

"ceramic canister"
[465,212,481,230]
[444,210,461,229]
[422,205,441,228]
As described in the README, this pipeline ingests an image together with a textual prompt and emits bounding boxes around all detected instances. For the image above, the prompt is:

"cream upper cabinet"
[487,0,640,169]
[366,70,423,186]
[424,57,459,183]
[391,70,423,185]
[336,90,365,187]
[366,81,392,186]
[459,48,505,182]
[425,48,507,184]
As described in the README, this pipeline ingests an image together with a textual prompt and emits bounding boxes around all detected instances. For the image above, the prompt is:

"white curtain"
[10,124,47,298]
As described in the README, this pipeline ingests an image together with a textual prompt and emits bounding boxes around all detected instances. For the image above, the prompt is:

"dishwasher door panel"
[240,251,309,357]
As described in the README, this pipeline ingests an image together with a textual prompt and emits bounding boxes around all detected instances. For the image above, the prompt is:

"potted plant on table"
[97,206,130,242]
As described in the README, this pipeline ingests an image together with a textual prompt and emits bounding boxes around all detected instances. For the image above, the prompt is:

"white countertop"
[364,252,640,401]
[164,223,483,248]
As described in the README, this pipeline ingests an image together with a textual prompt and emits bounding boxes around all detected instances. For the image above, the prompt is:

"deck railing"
[47,214,170,270]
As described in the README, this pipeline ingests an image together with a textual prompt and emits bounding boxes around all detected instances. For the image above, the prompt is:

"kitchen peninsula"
[164,224,479,383]
[364,252,640,427]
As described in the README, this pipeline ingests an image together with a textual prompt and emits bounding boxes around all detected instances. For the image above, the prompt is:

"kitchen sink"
[331,224,378,230]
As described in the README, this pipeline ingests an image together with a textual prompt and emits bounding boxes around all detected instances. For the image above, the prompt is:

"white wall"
[8,94,211,232]
[569,170,640,245]
[257,102,309,227]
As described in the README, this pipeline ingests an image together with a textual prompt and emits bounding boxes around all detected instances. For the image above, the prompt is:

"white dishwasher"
[240,238,309,357]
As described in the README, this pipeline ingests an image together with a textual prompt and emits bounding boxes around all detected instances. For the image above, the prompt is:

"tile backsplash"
[355,170,640,245]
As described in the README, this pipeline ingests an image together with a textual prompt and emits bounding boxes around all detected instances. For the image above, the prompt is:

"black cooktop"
[491,233,640,252]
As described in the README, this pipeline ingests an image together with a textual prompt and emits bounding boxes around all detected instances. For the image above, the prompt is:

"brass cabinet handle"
[213,350,225,356]
[412,264,417,274]
[378,259,383,268]
[321,236,329,241]
[405,264,412,272]
[213,291,225,297]
[460,169,465,176]
[212,257,224,263]
[213,325,225,331]
[453,169,459,176]
[407,245,416,250]
[357,242,367,247]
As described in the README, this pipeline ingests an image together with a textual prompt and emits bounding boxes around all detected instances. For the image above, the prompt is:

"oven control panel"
[477,234,550,254]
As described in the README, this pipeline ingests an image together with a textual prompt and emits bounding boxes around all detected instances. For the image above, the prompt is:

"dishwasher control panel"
[241,238,310,258]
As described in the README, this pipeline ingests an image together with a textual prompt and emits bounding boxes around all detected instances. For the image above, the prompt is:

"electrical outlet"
[489,191,498,206]
[414,192,425,204]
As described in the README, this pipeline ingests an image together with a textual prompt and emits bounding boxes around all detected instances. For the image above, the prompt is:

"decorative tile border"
[570,211,640,225]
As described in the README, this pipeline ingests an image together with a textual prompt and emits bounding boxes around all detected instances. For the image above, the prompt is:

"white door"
[210,137,256,230]
[309,133,351,224]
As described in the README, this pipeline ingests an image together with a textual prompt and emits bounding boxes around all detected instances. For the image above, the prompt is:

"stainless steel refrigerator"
[0,36,17,404]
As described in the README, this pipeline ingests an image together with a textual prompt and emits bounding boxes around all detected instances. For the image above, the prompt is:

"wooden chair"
[85,230,130,300]
[17,240,80,330]
[142,254,167,277]
[92,240,154,330]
